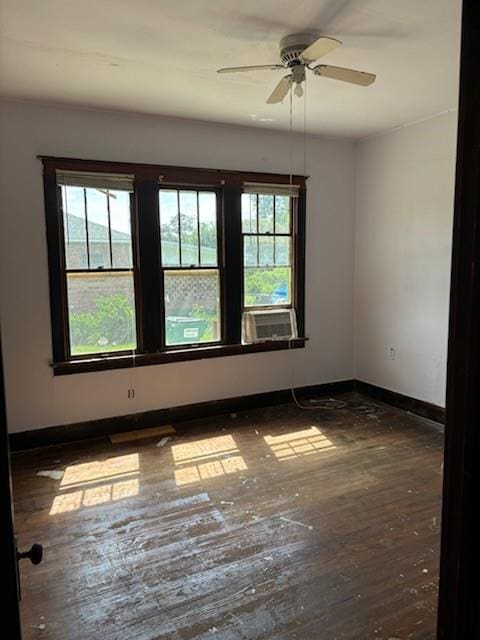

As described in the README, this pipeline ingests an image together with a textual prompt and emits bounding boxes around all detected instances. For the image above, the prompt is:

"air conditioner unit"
[243,309,298,343]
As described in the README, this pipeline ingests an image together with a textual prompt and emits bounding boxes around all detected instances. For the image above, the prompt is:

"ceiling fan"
[217,33,376,104]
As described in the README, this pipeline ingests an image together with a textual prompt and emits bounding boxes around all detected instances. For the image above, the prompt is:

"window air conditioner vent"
[242,309,298,343]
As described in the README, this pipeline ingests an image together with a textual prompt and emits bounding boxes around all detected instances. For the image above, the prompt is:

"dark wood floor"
[12,393,443,640]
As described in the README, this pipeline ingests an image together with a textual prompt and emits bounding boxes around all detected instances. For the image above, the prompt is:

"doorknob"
[17,543,43,565]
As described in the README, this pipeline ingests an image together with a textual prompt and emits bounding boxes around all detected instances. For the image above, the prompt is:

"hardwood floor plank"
[12,393,443,639]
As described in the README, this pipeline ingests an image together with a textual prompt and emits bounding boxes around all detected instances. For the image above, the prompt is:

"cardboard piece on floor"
[36,469,64,480]
[110,425,175,444]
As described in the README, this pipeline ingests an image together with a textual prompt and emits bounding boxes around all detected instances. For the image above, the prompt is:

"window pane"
[275,196,290,233]
[241,194,257,233]
[86,189,111,269]
[159,190,180,266]
[179,191,199,266]
[244,236,258,267]
[244,267,292,307]
[259,236,274,266]
[274,236,291,266]
[62,186,88,269]
[258,195,274,233]
[199,192,218,266]
[67,273,136,356]
[164,270,220,345]
[110,191,133,268]
[242,191,294,309]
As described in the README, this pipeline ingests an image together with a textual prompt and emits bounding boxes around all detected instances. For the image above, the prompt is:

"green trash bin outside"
[166,316,208,344]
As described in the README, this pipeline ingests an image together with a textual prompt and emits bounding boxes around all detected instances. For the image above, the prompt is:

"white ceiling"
[0,0,461,138]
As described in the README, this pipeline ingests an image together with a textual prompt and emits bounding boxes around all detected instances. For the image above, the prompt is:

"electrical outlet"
[127,388,135,399]
[389,347,396,360]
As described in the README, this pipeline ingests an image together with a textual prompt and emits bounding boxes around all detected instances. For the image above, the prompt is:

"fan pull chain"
[303,73,307,178]
[289,77,294,191]
[289,73,318,410]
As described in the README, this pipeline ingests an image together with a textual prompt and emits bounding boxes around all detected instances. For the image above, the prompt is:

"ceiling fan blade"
[217,64,284,74]
[299,36,342,63]
[313,64,376,86]
[266,75,292,104]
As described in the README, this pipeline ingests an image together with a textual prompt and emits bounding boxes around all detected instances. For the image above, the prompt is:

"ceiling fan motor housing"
[280,33,317,66]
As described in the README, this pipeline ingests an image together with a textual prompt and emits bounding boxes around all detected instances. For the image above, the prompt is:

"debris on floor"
[240,477,258,487]
[308,398,348,410]
[156,437,171,448]
[110,424,175,444]
[36,469,64,480]
[227,612,243,625]
[280,516,314,531]
[31,624,46,630]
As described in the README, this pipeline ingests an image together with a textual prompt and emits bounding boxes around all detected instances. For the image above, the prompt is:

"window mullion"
[177,190,182,266]
[256,194,260,267]
[223,186,243,344]
[106,190,113,268]
[273,195,276,265]
[196,191,201,266]
[83,188,91,269]
[135,177,163,352]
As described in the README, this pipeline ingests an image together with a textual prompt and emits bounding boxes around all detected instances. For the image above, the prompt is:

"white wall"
[0,100,356,433]
[354,112,458,407]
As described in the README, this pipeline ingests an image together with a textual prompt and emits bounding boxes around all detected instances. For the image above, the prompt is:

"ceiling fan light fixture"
[294,83,304,98]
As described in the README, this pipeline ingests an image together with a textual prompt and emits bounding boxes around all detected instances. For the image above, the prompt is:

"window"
[42,158,306,374]
[159,189,221,346]
[242,187,295,309]
[58,172,137,357]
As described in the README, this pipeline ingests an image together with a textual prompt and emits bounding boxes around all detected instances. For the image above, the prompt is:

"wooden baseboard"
[354,380,445,425]
[9,380,354,451]
[9,379,445,451]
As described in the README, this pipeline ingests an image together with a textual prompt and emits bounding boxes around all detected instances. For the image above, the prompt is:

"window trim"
[58,183,140,360]
[159,185,224,349]
[41,156,307,375]
[52,338,308,375]
[241,192,295,311]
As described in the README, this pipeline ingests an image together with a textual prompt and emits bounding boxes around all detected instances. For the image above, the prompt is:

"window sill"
[51,338,307,375]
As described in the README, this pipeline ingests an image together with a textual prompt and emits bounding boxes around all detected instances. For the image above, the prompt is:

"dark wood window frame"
[159,185,224,349]
[41,157,307,375]
[58,180,139,359]
[241,192,296,311]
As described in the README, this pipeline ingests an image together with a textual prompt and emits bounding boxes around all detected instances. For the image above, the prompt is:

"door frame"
[0,329,22,638]
[437,0,480,637]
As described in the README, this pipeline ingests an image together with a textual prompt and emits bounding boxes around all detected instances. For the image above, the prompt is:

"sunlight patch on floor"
[60,454,139,488]
[264,426,336,461]
[172,435,247,486]
[50,454,140,514]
